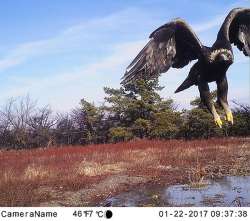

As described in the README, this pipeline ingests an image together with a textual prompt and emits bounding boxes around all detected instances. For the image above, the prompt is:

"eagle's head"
[209,49,233,65]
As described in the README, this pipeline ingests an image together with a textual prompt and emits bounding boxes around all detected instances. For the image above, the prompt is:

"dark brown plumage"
[121,8,250,127]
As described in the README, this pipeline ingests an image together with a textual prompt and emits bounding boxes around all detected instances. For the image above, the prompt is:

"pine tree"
[104,77,181,141]
[181,90,224,139]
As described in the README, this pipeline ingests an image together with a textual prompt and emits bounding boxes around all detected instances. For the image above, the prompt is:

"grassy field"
[0,137,250,206]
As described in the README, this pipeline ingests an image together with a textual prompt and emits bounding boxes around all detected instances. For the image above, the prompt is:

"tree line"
[0,78,249,149]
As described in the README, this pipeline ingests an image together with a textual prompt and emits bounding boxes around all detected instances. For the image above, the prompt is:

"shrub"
[108,127,133,143]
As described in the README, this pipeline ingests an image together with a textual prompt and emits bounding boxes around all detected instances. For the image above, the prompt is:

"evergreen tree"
[181,90,225,139]
[104,77,181,141]
[72,99,105,144]
[229,102,250,136]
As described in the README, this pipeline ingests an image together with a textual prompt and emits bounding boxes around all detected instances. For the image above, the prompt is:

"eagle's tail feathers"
[175,78,194,93]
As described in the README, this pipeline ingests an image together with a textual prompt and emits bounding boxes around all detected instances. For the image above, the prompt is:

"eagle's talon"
[226,112,234,125]
[215,117,223,128]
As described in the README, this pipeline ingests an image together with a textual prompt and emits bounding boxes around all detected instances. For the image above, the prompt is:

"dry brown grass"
[24,165,51,180]
[0,137,249,206]
[76,161,127,176]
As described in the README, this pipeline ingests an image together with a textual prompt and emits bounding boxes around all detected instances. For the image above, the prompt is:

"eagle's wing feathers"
[121,19,203,85]
[218,8,250,56]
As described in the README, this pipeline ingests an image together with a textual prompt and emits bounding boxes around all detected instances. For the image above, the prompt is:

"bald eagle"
[121,8,250,128]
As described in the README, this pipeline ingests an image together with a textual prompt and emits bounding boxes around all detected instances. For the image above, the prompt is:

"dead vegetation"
[0,137,249,206]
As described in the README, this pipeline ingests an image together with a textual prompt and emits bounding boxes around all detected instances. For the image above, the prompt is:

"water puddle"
[101,176,250,206]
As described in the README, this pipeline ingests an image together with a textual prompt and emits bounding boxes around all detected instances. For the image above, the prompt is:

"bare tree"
[0,96,36,148]
[27,105,58,147]
[0,95,59,148]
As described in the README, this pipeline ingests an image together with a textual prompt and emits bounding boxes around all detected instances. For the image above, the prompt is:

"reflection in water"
[165,176,250,206]
[101,176,250,207]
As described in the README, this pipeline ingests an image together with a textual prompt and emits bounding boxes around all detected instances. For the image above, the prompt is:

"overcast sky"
[0,0,249,112]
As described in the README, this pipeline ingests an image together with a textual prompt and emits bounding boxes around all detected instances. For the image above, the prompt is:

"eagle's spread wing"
[217,8,250,56]
[121,19,203,85]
